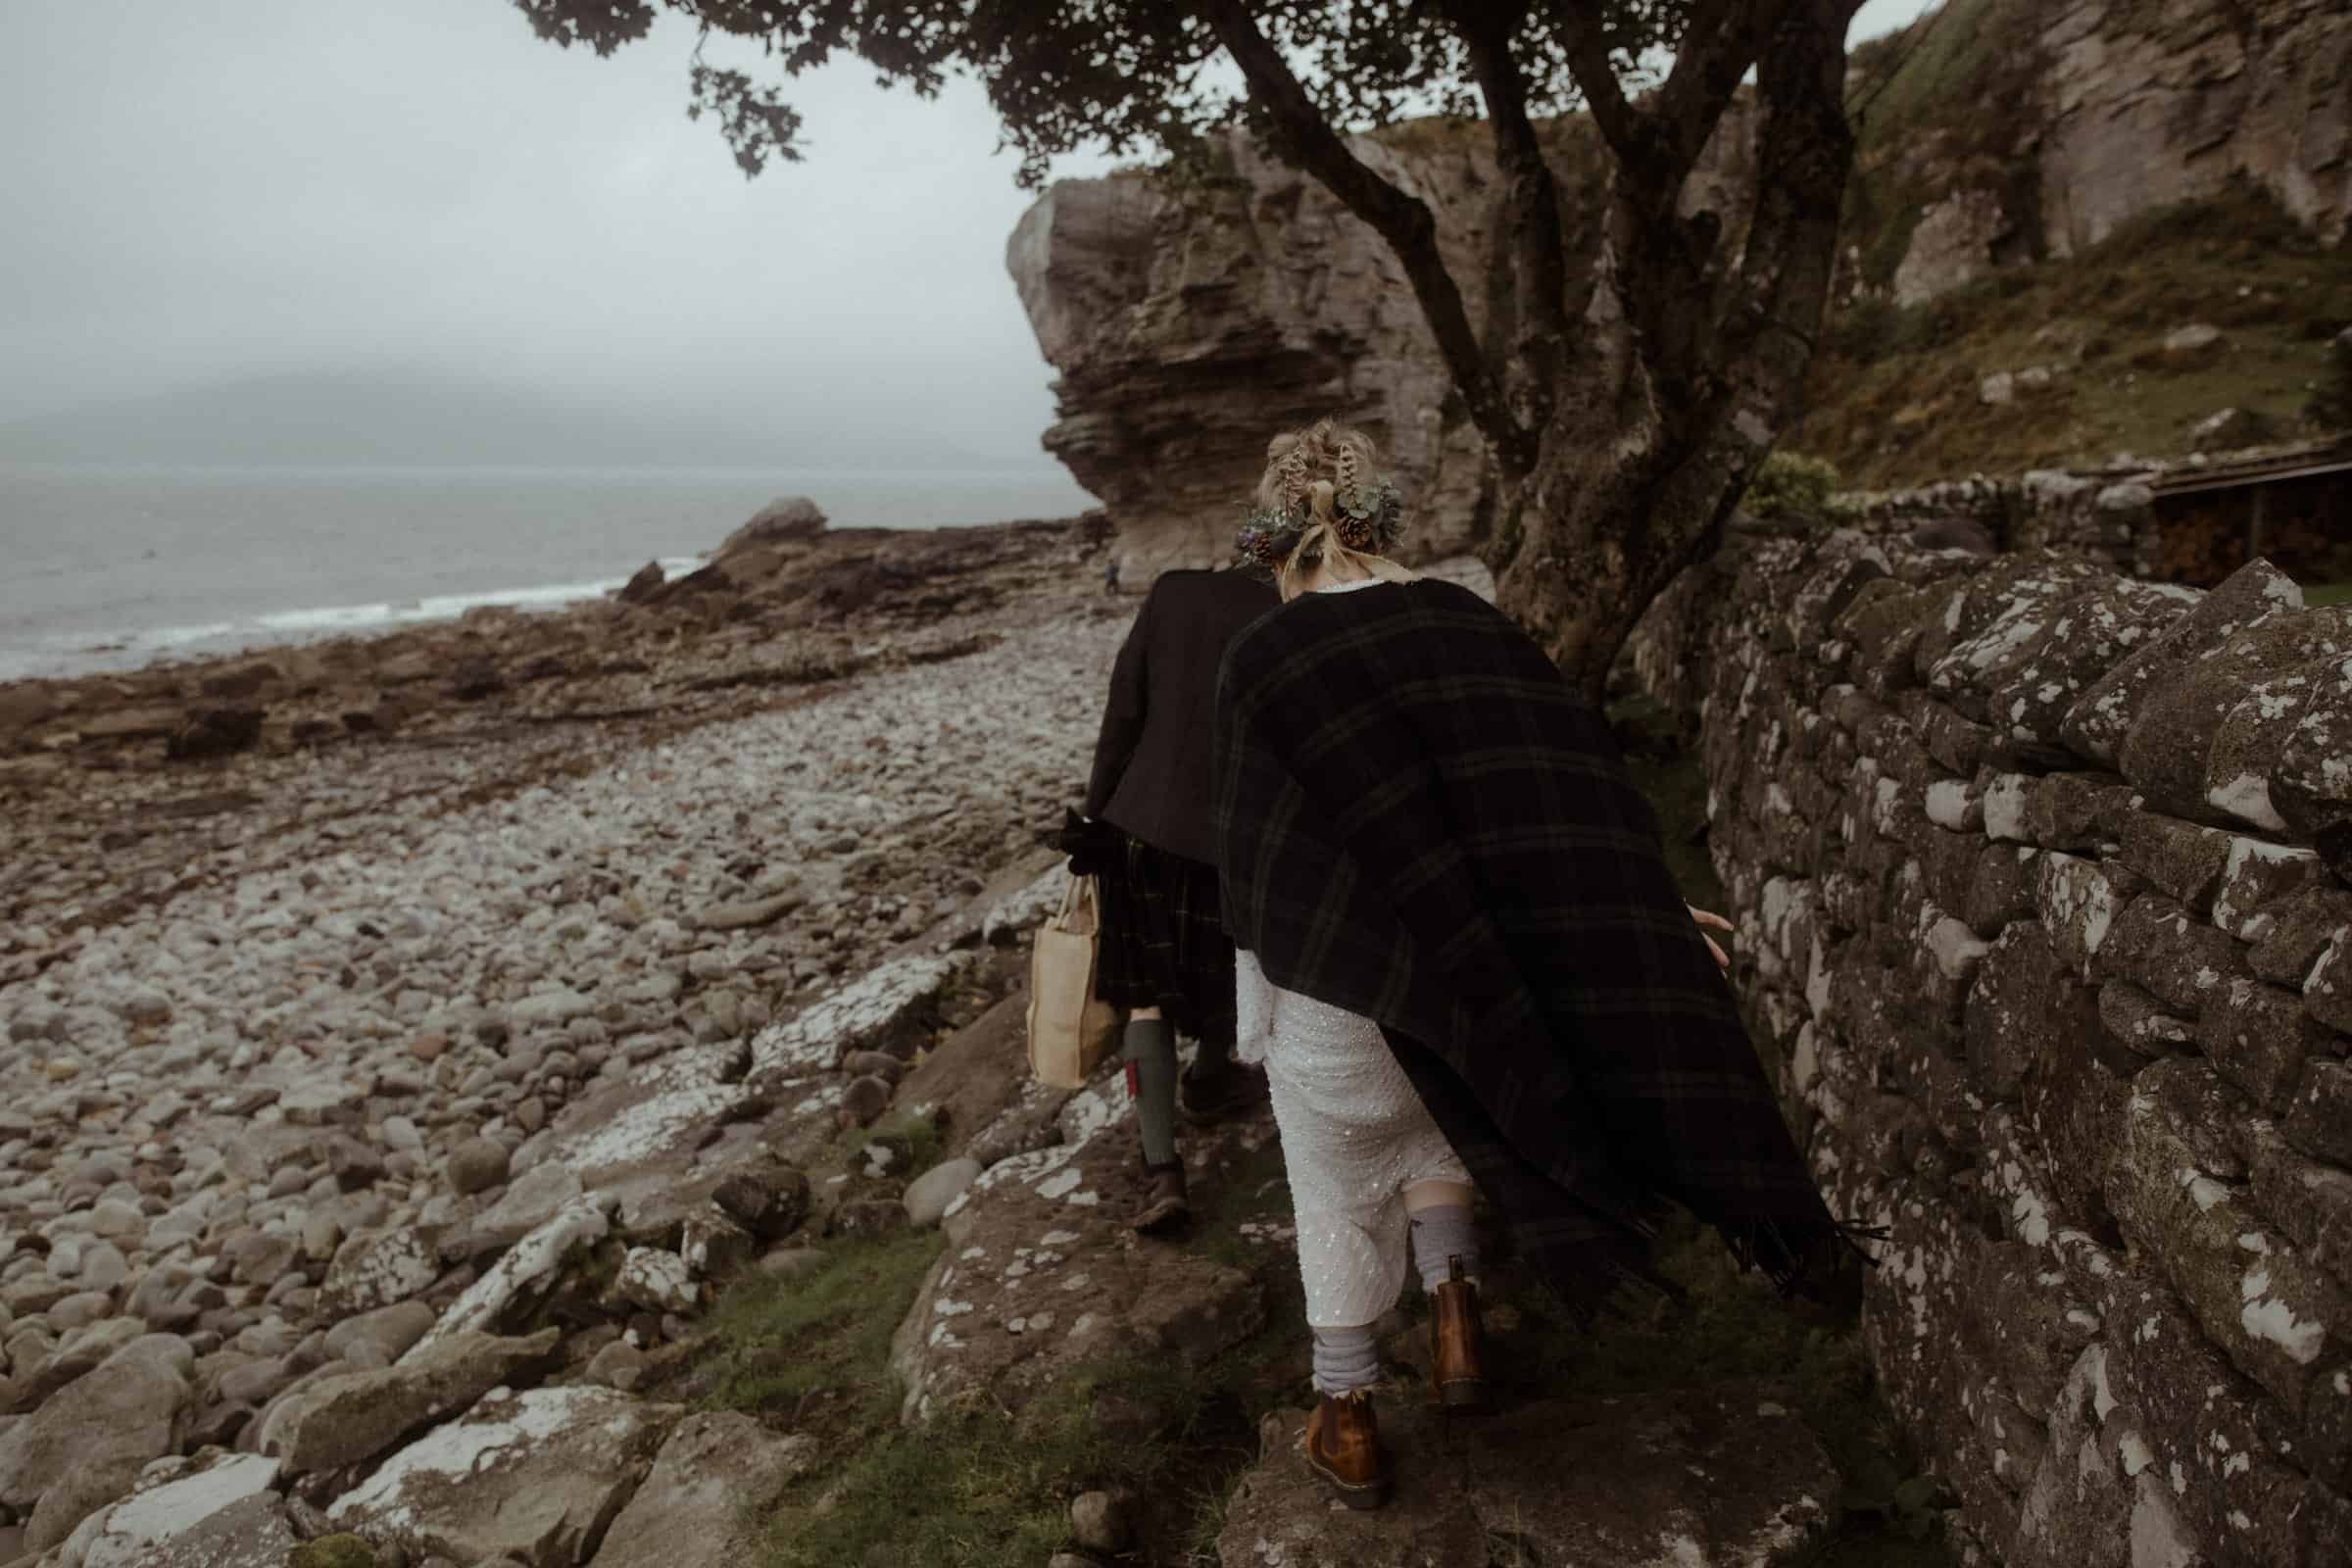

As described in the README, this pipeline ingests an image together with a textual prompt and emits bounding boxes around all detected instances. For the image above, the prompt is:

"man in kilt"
[1215,419,1852,1510]
[1081,559,1279,1233]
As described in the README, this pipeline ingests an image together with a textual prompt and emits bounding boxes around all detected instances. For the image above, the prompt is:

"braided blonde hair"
[1250,418,1416,592]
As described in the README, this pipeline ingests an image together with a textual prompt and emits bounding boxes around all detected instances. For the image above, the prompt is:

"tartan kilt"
[1094,830,1239,1050]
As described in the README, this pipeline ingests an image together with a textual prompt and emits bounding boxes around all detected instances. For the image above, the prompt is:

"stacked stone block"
[1837,467,2163,576]
[1647,530,2352,1567]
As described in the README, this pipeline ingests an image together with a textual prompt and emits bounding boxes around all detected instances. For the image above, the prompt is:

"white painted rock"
[405,1194,612,1360]
[611,1248,698,1315]
[325,1385,680,1568]
[318,1226,442,1319]
[68,1452,280,1568]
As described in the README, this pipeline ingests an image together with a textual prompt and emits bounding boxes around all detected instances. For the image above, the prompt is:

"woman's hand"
[1689,905,1735,970]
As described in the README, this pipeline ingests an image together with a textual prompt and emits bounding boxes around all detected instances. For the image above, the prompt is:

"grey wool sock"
[1122,1017,1179,1166]
[1311,1324,1382,1396]
[1408,1203,1481,1294]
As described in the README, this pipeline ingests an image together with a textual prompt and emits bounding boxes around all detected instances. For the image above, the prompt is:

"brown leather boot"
[1430,1255,1488,1412]
[1304,1389,1388,1509]
[1128,1158,1189,1236]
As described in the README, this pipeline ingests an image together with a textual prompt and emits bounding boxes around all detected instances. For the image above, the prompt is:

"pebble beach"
[0,512,1126,1561]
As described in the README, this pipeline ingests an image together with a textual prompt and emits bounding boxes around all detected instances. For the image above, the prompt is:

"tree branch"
[1649,0,1799,179]
[1193,0,1533,468]
[1546,4,1663,183]
[1455,2,1571,438]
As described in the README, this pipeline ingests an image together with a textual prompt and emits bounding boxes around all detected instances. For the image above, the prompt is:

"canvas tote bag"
[1026,870,1119,1089]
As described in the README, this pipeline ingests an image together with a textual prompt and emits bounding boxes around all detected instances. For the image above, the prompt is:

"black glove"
[1038,808,1120,880]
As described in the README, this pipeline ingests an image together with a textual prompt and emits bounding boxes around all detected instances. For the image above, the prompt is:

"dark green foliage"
[508,1,1698,188]
[1742,450,1844,528]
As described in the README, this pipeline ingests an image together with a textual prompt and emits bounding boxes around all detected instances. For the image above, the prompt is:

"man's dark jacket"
[1215,578,1849,1313]
[1087,568,1280,866]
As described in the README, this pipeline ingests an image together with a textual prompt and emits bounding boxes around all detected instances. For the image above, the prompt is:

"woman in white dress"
[1218,420,1751,1510]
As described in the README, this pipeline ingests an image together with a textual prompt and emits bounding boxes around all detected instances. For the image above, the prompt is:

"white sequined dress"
[1236,946,1470,1328]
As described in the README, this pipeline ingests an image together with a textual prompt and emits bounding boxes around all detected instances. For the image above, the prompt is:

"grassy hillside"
[1788,185,2352,488]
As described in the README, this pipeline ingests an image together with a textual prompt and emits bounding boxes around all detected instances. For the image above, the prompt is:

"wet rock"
[616,562,664,605]
[719,495,827,556]
[592,1411,817,1568]
[1216,1384,1834,1568]
[263,1328,561,1474]
[324,1385,680,1568]
[166,708,267,761]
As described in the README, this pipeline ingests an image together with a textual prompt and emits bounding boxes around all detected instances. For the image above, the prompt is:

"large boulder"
[1217,1383,1836,1567]
[325,1386,680,1567]
[890,1074,1265,1424]
[591,1411,818,1568]
[717,496,827,558]
[1008,118,1757,572]
[404,1195,613,1359]
[65,1452,281,1568]
[0,1333,194,1552]
[262,1328,562,1474]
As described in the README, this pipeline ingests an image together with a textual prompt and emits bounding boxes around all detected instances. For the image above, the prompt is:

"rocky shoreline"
[0,509,1133,1565]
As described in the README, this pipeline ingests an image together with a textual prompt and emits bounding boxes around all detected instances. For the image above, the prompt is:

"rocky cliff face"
[1006,131,1505,574]
[1863,0,2349,303]
[1008,117,1759,572]
[1011,0,2348,560]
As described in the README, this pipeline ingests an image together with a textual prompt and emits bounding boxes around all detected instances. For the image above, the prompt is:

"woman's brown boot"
[1430,1255,1487,1411]
[1304,1389,1388,1509]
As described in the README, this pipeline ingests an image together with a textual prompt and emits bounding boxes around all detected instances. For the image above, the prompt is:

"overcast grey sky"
[0,0,1935,466]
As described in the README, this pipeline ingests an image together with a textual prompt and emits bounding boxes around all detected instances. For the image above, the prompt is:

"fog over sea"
[0,464,1098,682]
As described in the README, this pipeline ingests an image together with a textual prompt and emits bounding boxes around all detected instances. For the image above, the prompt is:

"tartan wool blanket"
[1214,578,1848,1313]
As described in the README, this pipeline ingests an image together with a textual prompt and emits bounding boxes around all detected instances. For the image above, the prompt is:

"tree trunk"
[1488,2,1857,706]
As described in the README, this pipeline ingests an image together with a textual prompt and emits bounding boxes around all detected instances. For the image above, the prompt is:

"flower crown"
[1234,475,1405,568]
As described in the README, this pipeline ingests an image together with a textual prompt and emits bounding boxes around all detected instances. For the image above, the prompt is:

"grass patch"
[2305,581,2352,608]
[700,1229,944,1421]
[729,1138,1307,1568]
[1796,183,2352,486]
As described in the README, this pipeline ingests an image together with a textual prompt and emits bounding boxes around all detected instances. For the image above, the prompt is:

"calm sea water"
[0,465,1097,680]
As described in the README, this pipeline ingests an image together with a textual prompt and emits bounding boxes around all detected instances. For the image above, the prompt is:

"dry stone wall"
[1637,531,2352,1567]
[1836,467,2163,575]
